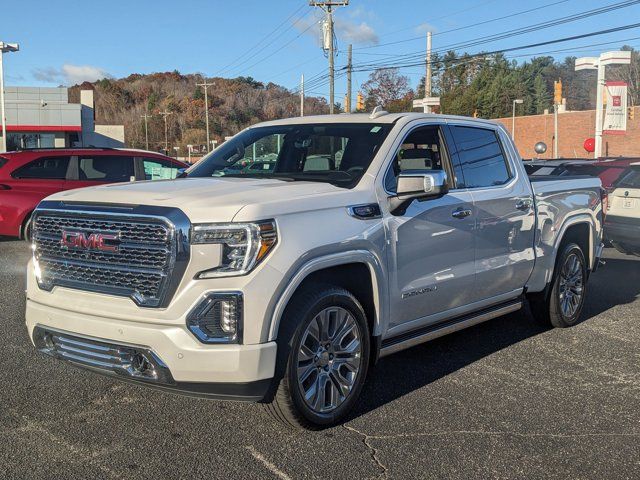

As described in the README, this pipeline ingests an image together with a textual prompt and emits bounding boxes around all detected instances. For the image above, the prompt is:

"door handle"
[451,208,472,219]
[515,199,533,211]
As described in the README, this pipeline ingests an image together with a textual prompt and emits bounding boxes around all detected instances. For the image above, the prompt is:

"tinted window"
[450,126,511,188]
[12,156,70,179]
[79,156,134,182]
[142,158,180,180]
[384,126,449,192]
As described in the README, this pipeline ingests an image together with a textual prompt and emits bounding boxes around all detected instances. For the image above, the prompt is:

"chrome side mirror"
[390,170,448,215]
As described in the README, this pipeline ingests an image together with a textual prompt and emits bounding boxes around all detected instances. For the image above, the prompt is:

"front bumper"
[26,299,277,401]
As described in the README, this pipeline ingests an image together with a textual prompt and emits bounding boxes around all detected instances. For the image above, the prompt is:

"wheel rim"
[296,306,362,414]
[558,252,584,318]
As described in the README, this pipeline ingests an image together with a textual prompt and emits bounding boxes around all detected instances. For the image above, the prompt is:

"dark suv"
[0,148,187,239]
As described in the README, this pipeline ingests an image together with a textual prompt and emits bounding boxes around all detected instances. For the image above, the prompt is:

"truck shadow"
[351,252,640,421]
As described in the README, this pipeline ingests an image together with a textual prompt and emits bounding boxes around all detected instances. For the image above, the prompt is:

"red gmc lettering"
[60,231,118,252]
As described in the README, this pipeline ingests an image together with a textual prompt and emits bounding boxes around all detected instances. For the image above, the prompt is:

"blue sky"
[4,0,640,98]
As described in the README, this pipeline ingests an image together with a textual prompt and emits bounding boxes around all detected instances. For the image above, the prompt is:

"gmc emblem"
[61,231,119,252]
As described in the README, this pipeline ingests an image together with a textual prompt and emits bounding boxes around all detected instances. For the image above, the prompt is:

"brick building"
[494,106,639,159]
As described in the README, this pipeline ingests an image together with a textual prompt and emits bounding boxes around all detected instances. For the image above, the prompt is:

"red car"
[0,148,187,239]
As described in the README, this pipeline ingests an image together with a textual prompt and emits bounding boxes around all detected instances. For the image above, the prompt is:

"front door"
[383,124,476,336]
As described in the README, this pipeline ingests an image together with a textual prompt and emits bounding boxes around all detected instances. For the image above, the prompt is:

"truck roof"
[255,112,502,128]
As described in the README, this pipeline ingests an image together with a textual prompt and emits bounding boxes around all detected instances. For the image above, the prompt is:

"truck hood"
[46,177,366,223]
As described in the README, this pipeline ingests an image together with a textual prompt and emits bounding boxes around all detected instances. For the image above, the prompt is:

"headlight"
[191,220,277,278]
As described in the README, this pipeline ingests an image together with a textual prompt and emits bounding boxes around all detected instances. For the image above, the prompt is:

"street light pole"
[512,99,523,141]
[576,51,632,159]
[0,42,19,153]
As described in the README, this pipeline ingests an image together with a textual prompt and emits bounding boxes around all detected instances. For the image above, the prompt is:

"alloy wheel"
[558,252,584,318]
[296,306,362,414]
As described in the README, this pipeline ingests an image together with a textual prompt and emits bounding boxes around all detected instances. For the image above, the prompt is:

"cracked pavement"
[1,239,639,479]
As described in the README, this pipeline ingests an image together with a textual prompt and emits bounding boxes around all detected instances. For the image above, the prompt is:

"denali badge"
[402,285,437,299]
[60,231,119,252]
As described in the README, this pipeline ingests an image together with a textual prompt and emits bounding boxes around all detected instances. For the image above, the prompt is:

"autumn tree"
[361,68,411,111]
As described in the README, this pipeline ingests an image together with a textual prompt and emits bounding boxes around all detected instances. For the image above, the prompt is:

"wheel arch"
[266,250,386,343]
[19,208,35,240]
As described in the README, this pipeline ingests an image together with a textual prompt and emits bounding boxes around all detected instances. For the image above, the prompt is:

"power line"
[351,0,640,72]
[355,0,574,50]
[237,22,318,76]
[225,10,315,77]
[215,4,308,76]
[346,0,640,73]
[374,0,502,40]
[347,22,640,74]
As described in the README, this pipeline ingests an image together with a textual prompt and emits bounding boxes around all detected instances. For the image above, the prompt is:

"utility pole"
[195,78,214,152]
[309,1,349,114]
[346,44,352,113]
[425,32,432,113]
[0,42,19,153]
[141,113,152,150]
[413,33,439,113]
[159,110,172,153]
[300,74,305,117]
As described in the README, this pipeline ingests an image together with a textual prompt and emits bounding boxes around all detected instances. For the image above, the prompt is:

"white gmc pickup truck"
[26,112,605,429]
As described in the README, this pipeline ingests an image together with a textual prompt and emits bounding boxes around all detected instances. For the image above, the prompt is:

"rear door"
[447,123,536,303]
[68,154,135,188]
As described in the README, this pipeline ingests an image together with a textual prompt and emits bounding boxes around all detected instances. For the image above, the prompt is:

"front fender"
[264,249,387,343]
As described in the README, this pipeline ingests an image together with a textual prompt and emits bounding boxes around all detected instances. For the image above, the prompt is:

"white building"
[2,86,124,150]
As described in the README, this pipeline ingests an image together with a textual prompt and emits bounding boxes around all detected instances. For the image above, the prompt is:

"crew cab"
[0,148,187,239]
[25,113,604,429]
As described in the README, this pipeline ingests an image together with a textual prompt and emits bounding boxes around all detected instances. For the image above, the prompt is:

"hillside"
[69,72,329,152]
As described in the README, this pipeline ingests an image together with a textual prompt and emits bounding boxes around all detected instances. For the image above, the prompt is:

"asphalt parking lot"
[1,239,638,480]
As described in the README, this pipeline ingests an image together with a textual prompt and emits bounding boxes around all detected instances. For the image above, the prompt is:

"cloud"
[32,64,111,85]
[32,67,61,83]
[296,13,378,47]
[335,18,379,45]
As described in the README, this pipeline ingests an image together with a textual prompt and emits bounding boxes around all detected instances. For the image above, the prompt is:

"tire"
[530,243,588,328]
[263,285,370,430]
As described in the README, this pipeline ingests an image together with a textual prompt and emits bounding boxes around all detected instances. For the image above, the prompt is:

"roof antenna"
[369,105,388,119]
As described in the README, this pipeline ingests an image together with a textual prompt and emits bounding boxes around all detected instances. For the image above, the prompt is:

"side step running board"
[379,299,523,358]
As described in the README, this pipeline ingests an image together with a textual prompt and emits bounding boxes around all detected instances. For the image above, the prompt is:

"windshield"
[186,123,392,188]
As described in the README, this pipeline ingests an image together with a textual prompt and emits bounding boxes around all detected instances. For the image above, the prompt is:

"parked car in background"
[605,162,640,256]
[0,148,188,239]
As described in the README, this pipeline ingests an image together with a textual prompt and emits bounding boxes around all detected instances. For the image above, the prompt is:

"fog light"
[186,292,243,344]
[220,300,237,334]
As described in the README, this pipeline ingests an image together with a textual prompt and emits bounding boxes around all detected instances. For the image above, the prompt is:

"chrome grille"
[32,210,181,307]
[35,215,168,243]
[33,326,174,384]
